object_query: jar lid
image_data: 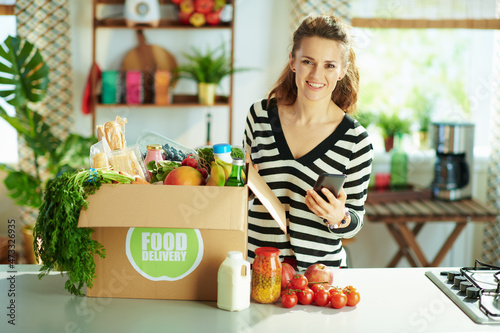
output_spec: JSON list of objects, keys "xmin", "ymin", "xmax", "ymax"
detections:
[
  {"xmin": 147, "ymin": 144, "xmax": 162, "ymax": 150},
  {"xmin": 213, "ymin": 143, "xmax": 231, "ymax": 154},
  {"xmin": 254, "ymin": 247, "xmax": 280, "ymax": 257}
]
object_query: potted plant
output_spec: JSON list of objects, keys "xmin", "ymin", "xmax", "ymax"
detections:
[
  {"xmin": 0, "ymin": 36, "xmax": 95, "ymax": 263},
  {"xmin": 376, "ymin": 111, "xmax": 412, "ymax": 152},
  {"xmin": 408, "ymin": 88, "xmax": 435, "ymax": 149},
  {"xmin": 175, "ymin": 42, "xmax": 249, "ymax": 105}
]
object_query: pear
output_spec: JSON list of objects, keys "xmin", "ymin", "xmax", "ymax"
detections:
[{"xmin": 206, "ymin": 162, "xmax": 226, "ymax": 186}]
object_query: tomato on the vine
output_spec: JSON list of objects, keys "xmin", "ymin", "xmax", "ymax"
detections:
[
  {"xmin": 313, "ymin": 289, "xmax": 330, "ymax": 306},
  {"xmin": 290, "ymin": 274, "xmax": 308, "ymax": 291},
  {"xmin": 343, "ymin": 286, "xmax": 360, "ymax": 306},
  {"xmin": 281, "ymin": 290, "xmax": 298, "ymax": 308},
  {"xmin": 297, "ymin": 288, "xmax": 314, "ymax": 305},
  {"xmin": 310, "ymin": 284, "xmax": 325, "ymax": 294},
  {"xmin": 330, "ymin": 290, "xmax": 348, "ymax": 309},
  {"xmin": 328, "ymin": 287, "xmax": 342, "ymax": 297}
]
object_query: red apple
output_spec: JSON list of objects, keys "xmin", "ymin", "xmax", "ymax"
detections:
[
  {"xmin": 205, "ymin": 10, "xmax": 221, "ymax": 26},
  {"xmin": 281, "ymin": 263, "xmax": 296, "ymax": 290},
  {"xmin": 178, "ymin": 11, "xmax": 192, "ymax": 25},
  {"xmin": 194, "ymin": 0, "xmax": 214, "ymax": 15},
  {"xmin": 172, "ymin": 0, "xmax": 183, "ymax": 4},
  {"xmin": 304, "ymin": 263, "xmax": 334, "ymax": 287}
]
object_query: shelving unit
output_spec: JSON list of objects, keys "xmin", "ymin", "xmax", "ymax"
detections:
[{"xmin": 90, "ymin": 0, "xmax": 235, "ymax": 142}]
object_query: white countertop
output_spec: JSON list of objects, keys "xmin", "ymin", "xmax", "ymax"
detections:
[{"xmin": 1, "ymin": 265, "xmax": 498, "ymax": 333}]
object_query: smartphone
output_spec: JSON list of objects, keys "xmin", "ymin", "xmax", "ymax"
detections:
[{"xmin": 313, "ymin": 174, "xmax": 347, "ymax": 200}]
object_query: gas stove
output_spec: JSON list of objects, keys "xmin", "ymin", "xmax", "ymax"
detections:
[{"xmin": 425, "ymin": 260, "xmax": 500, "ymax": 325}]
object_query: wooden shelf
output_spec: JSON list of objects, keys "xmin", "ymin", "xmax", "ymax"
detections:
[
  {"xmin": 96, "ymin": 94, "xmax": 230, "ymax": 108},
  {"xmin": 91, "ymin": 0, "xmax": 236, "ymax": 143},
  {"xmin": 96, "ymin": 18, "xmax": 233, "ymax": 30}
]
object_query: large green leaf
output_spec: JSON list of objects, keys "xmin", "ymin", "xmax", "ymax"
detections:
[
  {"xmin": 0, "ymin": 35, "xmax": 49, "ymax": 107},
  {"xmin": 0, "ymin": 165, "xmax": 43, "ymax": 208}
]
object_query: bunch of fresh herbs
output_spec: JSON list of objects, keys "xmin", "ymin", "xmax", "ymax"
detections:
[{"xmin": 34, "ymin": 169, "xmax": 133, "ymax": 296}]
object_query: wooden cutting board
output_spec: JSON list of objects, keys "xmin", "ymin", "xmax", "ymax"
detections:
[{"xmin": 121, "ymin": 30, "xmax": 178, "ymax": 102}]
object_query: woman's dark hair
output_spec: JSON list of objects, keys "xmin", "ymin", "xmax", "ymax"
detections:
[{"xmin": 268, "ymin": 14, "xmax": 359, "ymax": 114}]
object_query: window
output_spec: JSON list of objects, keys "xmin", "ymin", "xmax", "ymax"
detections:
[
  {"xmin": 350, "ymin": 0, "xmax": 497, "ymax": 152},
  {"xmin": 353, "ymin": 27, "xmax": 494, "ymax": 151}
]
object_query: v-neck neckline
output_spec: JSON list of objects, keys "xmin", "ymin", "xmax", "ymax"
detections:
[{"xmin": 268, "ymin": 99, "xmax": 353, "ymax": 165}]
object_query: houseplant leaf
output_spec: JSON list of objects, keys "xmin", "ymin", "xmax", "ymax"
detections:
[
  {"xmin": 0, "ymin": 165, "xmax": 42, "ymax": 208},
  {"xmin": 0, "ymin": 35, "xmax": 49, "ymax": 107}
]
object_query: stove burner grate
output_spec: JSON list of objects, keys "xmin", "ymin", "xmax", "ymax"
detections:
[{"xmin": 426, "ymin": 259, "xmax": 500, "ymax": 325}]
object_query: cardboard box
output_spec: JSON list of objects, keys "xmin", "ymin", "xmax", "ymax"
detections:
[{"xmin": 77, "ymin": 166, "xmax": 286, "ymax": 301}]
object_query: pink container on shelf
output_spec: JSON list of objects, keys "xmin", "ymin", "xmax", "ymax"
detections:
[{"xmin": 126, "ymin": 71, "xmax": 143, "ymax": 104}]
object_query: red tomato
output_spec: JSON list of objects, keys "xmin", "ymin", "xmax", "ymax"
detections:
[
  {"xmin": 328, "ymin": 287, "xmax": 342, "ymax": 297},
  {"xmin": 343, "ymin": 286, "xmax": 361, "ymax": 306},
  {"xmin": 281, "ymin": 291, "xmax": 298, "ymax": 308},
  {"xmin": 297, "ymin": 288, "xmax": 314, "ymax": 305},
  {"xmin": 313, "ymin": 289, "xmax": 330, "ymax": 306},
  {"xmin": 330, "ymin": 291, "xmax": 348, "ymax": 309},
  {"xmin": 310, "ymin": 284, "xmax": 325, "ymax": 294},
  {"xmin": 290, "ymin": 274, "xmax": 308, "ymax": 291}
]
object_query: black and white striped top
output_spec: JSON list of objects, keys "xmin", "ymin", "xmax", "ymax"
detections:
[{"xmin": 244, "ymin": 99, "xmax": 373, "ymax": 269}]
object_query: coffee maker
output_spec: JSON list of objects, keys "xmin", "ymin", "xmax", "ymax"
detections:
[{"xmin": 431, "ymin": 122, "xmax": 474, "ymax": 201}]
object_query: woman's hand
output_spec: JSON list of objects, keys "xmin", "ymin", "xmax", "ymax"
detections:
[{"xmin": 305, "ymin": 188, "xmax": 350, "ymax": 229}]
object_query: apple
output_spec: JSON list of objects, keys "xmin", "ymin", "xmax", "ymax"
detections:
[
  {"xmin": 189, "ymin": 12, "xmax": 206, "ymax": 27},
  {"xmin": 179, "ymin": 0, "xmax": 195, "ymax": 15},
  {"xmin": 281, "ymin": 263, "xmax": 296, "ymax": 290},
  {"xmin": 194, "ymin": 0, "xmax": 214, "ymax": 15},
  {"xmin": 304, "ymin": 263, "xmax": 334, "ymax": 287},
  {"xmin": 164, "ymin": 166, "xmax": 204, "ymax": 186},
  {"xmin": 178, "ymin": 11, "xmax": 192, "ymax": 25},
  {"xmin": 205, "ymin": 10, "xmax": 221, "ymax": 26}
]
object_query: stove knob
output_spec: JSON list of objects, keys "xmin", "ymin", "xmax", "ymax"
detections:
[
  {"xmin": 466, "ymin": 287, "xmax": 480, "ymax": 299},
  {"xmin": 459, "ymin": 280, "xmax": 473, "ymax": 293},
  {"xmin": 454, "ymin": 276, "xmax": 467, "ymax": 288},
  {"xmin": 447, "ymin": 271, "xmax": 461, "ymax": 282}
]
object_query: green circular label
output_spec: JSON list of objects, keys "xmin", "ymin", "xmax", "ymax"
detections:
[{"xmin": 126, "ymin": 228, "xmax": 204, "ymax": 281}]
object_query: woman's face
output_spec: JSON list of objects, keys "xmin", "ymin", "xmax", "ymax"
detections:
[{"xmin": 290, "ymin": 36, "xmax": 347, "ymax": 103}]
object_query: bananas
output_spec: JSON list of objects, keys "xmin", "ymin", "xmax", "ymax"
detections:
[
  {"xmin": 206, "ymin": 162, "xmax": 226, "ymax": 186},
  {"xmin": 215, "ymin": 157, "xmax": 232, "ymax": 179},
  {"xmin": 206, "ymin": 157, "xmax": 246, "ymax": 186}
]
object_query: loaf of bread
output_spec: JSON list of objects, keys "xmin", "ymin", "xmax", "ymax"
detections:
[{"xmin": 97, "ymin": 116, "xmax": 127, "ymax": 151}]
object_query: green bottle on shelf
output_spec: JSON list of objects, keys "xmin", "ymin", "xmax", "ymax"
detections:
[
  {"xmin": 225, "ymin": 158, "xmax": 245, "ymax": 187},
  {"xmin": 390, "ymin": 138, "xmax": 408, "ymax": 189}
]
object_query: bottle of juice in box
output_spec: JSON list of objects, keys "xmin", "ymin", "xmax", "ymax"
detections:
[
  {"xmin": 225, "ymin": 158, "xmax": 245, "ymax": 187},
  {"xmin": 144, "ymin": 144, "xmax": 164, "ymax": 177},
  {"xmin": 217, "ymin": 251, "xmax": 251, "ymax": 311}
]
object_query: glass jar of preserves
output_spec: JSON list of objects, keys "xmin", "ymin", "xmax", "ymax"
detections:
[{"xmin": 251, "ymin": 247, "xmax": 281, "ymax": 304}]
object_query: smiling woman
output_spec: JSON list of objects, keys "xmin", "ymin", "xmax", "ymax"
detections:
[{"xmin": 244, "ymin": 14, "xmax": 373, "ymax": 270}]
